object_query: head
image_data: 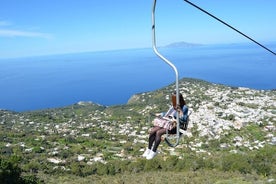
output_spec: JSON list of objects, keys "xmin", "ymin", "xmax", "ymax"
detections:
[{"xmin": 171, "ymin": 91, "xmax": 186, "ymax": 109}]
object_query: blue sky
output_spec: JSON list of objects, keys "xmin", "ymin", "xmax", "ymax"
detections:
[{"xmin": 0, "ymin": 0, "xmax": 275, "ymax": 58}]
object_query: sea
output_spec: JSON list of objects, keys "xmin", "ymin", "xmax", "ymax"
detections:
[{"xmin": 0, "ymin": 42, "xmax": 275, "ymax": 112}]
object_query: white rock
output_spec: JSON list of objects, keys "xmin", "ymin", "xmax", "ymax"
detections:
[
  {"xmin": 271, "ymin": 137, "xmax": 276, "ymax": 145},
  {"xmin": 77, "ymin": 155, "xmax": 85, "ymax": 161}
]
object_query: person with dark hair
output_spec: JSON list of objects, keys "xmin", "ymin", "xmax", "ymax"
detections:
[{"xmin": 142, "ymin": 92, "xmax": 188, "ymax": 160}]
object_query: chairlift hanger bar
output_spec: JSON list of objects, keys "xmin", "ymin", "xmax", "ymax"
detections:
[
  {"xmin": 152, "ymin": 0, "xmax": 180, "ymax": 147},
  {"xmin": 183, "ymin": 0, "xmax": 276, "ymax": 56}
]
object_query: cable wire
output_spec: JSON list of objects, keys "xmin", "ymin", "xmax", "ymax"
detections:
[{"xmin": 183, "ymin": 0, "xmax": 276, "ymax": 55}]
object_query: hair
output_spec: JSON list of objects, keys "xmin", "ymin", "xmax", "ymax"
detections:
[
  {"xmin": 172, "ymin": 92, "xmax": 186, "ymax": 109},
  {"xmin": 179, "ymin": 93, "xmax": 186, "ymax": 109}
]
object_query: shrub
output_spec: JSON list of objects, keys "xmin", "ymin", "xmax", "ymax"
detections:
[
  {"xmin": 128, "ymin": 159, "xmax": 146, "ymax": 173},
  {"xmin": 0, "ymin": 156, "xmax": 23, "ymax": 183},
  {"xmin": 23, "ymin": 160, "xmax": 41, "ymax": 173},
  {"xmin": 144, "ymin": 158, "xmax": 162, "ymax": 172},
  {"xmin": 221, "ymin": 153, "xmax": 252, "ymax": 174},
  {"xmin": 81, "ymin": 164, "xmax": 97, "ymax": 176},
  {"xmin": 161, "ymin": 156, "xmax": 179, "ymax": 171},
  {"xmin": 251, "ymin": 146, "xmax": 276, "ymax": 176},
  {"xmin": 70, "ymin": 162, "xmax": 84, "ymax": 176},
  {"xmin": 111, "ymin": 160, "xmax": 130, "ymax": 174},
  {"xmin": 0, "ymin": 155, "xmax": 40, "ymax": 184},
  {"xmin": 21, "ymin": 174, "xmax": 41, "ymax": 184},
  {"xmin": 95, "ymin": 163, "xmax": 109, "ymax": 176},
  {"xmin": 174, "ymin": 158, "xmax": 186, "ymax": 171}
]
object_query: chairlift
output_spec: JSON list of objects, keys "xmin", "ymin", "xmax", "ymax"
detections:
[
  {"xmin": 164, "ymin": 110, "xmax": 192, "ymax": 147},
  {"xmin": 151, "ymin": 0, "xmax": 275, "ymax": 147}
]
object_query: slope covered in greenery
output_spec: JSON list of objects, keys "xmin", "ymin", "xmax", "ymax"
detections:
[{"xmin": 1, "ymin": 78, "xmax": 275, "ymax": 183}]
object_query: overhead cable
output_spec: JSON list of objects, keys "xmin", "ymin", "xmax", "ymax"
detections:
[{"xmin": 183, "ymin": 0, "xmax": 276, "ymax": 55}]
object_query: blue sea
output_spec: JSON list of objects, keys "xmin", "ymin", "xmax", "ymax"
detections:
[{"xmin": 0, "ymin": 43, "xmax": 275, "ymax": 112}]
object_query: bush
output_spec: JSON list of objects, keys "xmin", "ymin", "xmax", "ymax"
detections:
[
  {"xmin": 111, "ymin": 160, "xmax": 130, "ymax": 174},
  {"xmin": 128, "ymin": 159, "xmax": 146, "ymax": 173},
  {"xmin": 221, "ymin": 153, "xmax": 252, "ymax": 174},
  {"xmin": 161, "ymin": 156, "xmax": 179, "ymax": 171},
  {"xmin": 0, "ymin": 156, "xmax": 23, "ymax": 183},
  {"xmin": 95, "ymin": 163, "xmax": 109, "ymax": 176},
  {"xmin": 23, "ymin": 160, "xmax": 41, "ymax": 173},
  {"xmin": 21, "ymin": 174, "xmax": 41, "ymax": 184},
  {"xmin": 251, "ymin": 146, "xmax": 276, "ymax": 176},
  {"xmin": 70, "ymin": 162, "xmax": 86, "ymax": 176},
  {"xmin": 144, "ymin": 158, "xmax": 162, "ymax": 172},
  {"xmin": 0, "ymin": 155, "xmax": 40, "ymax": 184}
]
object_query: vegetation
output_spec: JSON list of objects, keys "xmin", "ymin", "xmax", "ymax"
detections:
[
  {"xmin": 1, "ymin": 146, "xmax": 276, "ymax": 183},
  {"xmin": 0, "ymin": 78, "xmax": 275, "ymax": 183}
]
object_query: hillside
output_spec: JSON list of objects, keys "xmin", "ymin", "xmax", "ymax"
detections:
[{"xmin": 0, "ymin": 78, "xmax": 275, "ymax": 183}]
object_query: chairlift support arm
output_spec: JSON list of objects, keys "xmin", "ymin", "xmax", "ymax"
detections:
[{"xmin": 152, "ymin": 0, "xmax": 181, "ymax": 147}]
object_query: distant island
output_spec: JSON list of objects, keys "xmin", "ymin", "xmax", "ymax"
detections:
[{"xmin": 164, "ymin": 41, "xmax": 204, "ymax": 48}]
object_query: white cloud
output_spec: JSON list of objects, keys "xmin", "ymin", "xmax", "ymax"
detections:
[
  {"xmin": 0, "ymin": 29, "xmax": 53, "ymax": 39},
  {"xmin": 0, "ymin": 20, "xmax": 12, "ymax": 26},
  {"xmin": 0, "ymin": 19, "xmax": 53, "ymax": 39}
]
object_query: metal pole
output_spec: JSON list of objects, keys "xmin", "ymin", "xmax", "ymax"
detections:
[{"xmin": 152, "ymin": 0, "xmax": 180, "ymax": 147}]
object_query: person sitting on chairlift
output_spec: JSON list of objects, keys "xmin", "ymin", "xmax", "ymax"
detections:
[{"xmin": 142, "ymin": 92, "xmax": 188, "ymax": 160}]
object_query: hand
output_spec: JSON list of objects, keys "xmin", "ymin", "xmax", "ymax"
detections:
[
  {"xmin": 172, "ymin": 121, "xmax": 177, "ymax": 128},
  {"xmin": 176, "ymin": 105, "xmax": 181, "ymax": 111},
  {"xmin": 155, "ymin": 113, "xmax": 161, "ymax": 117}
]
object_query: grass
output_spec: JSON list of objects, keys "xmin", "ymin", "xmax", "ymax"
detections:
[{"xmin": 41, "ymin": 170, "xmax": 271, "ymax": 184}]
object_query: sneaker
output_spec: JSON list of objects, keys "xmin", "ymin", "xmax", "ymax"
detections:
[
  {"xmin": 146, "ymin": 150, "xmax": 157, "ymax": 160},
  {"xmin": 142, "ymin": 148, "xmax": 151, "ymax": 158}
]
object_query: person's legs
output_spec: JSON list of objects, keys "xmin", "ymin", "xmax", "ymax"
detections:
[
  {"xmin": 143, "ymin": 126, "xmax": 162, "ymax": 158},
  {"xmin": 152, "ymin": 128, "xmax": 166, "ymax": 152},
  {"xmin": 146, "ymin": 128, "xmax": 166, "ymax": 160},
  {"xmin": 148, "ymin": 126, "xmax": 161, "ymax": 149}
]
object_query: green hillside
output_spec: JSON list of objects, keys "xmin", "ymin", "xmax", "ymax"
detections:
[{"xmin": 1, "ymin": 78, "xmax": 275, "ymax": 183}]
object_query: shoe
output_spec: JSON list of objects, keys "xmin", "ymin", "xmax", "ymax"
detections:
[
  {"xmin": 146, "ymin": 150, "xmax": 157, "ymax": 160},
  {"xmin": 142, "ymin": 148, "xmax": 151, "ymax": 158}
]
